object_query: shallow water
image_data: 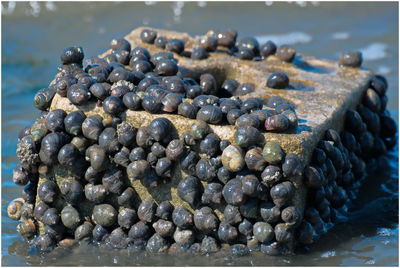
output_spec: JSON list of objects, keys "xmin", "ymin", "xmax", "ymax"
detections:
[{"xmin": 1, "ymin": 2, "xmax": 398, "ymax": 266}]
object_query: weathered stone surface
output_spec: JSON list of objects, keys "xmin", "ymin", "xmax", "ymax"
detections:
[{"xmin": 39, "ymin": 27, "xmax": 372, "ymax": 231}]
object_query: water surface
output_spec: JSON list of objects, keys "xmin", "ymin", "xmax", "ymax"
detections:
[{"xmin": 2, "ymin": 2, "xmax": 398, "ymax": 266}]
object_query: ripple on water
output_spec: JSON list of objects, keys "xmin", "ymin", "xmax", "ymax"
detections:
[
  {"xmin": 255, "ymin": 32, "xmax": 312, "ymax": 46},
  {"xmin": 359, "ymin": 43, "xmax": 388, "ymax": 61}
]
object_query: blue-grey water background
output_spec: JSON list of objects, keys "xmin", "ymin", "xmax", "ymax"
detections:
[{"xmin": 1, "ymin": 1, "xmax": 398, "ymax": 266}]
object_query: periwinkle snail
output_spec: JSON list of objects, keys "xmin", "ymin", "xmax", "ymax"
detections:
[{"xmin": 8, "ymin": 27, "xmax": 396, "ymax": 256}]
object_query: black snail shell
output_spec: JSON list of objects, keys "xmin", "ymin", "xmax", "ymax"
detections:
[
  {"xmin": 67, "ymin": 84, "xmax": 91, "ymax": 106},
  {"xmin": 281, "ymin": 206, "xmax": 302, "ymax": 226},
  {"xmin": 88, "ymin": 145, "xmax": 109, "ymax": 172},
  {"xmin": 61, "ymin": 46, "xmax": 84, "ymax": 65},
  {"xmin": 240, "ymin": 97, "xmax": 262, "ymax": 113},
  {"xmin": 193, "ymin": 207, "xmax": 219, "ymax": 234},
  {"xmin": 99, "ymin": 127, "xmax": 121, "ymax": 154},
  {"xmin": 172, "ymin": 206, "xmax": 193, "ymax": 229},
  {"xmin": 153, "ymin": 219, "xmax": 175, "ymax": 238},
  {"xmin": 56, "ymin": 76, "xmax": 77, "ymax": 97},
  {"xmin": 196, "ymin": 105, "xmax": 223, "ymax": 124},
  {"xmin": 108, "ymin": 227, "xmax": 129, "ymax": 249},
  {"xmin": 180, "ymin": 151, "xmax": 200, "ymax": 175},
  {"xmin": 127, "ymin": 160, "xmax": 150, "ymax": 180},
  {"xmin": 118, "ymin": 208, "xmax": 138, "ymax": 229},
  {"xmin": 61, "ymin": 205, "xmax": 81, "ymax": 229},
  {"xmin": 191, "ymin": 45, "xmax": 208, "ymax": 60},
  {"xmin": 156, "ymin": 201, "xmax": 174, "ymax": 221},
  {"xmin": 38, "ymin": 180, "xmax": 58, "ymax": 204},
  {"xmin": 177, "ymin": 176, "xmax": 203, "ymax": 207},
  {"xmin": 42, "ymin": 208, "xmax": 60, "ymax": 226},
  {"xmin": 45, "ymin": 109, "xmax": 67, "ymax": 132},
  {"xmin": 128, "ymin": 221, "xmax": 152, "ymax": 241},
  {"xmin": 92, "ymin": 204, "xmax": 117, "ymax": 227},
  {"xmin": 155, "ymin": 157, "xmax": 172, "ymax": 177},
  {"xmin": 103, "ymin": 96, "xmax": 124, "ymax": 116},
  {"xmin": 161, "ymin": 76, "xmax": 186, "ymax": 94},
  {"xmin": 148, "ymin": 117, "xmax": 173, "ymax": 142},
  {"xmin": 253, "ymin": 222, "xmax": 274, "ymax": 243},
  {"xmin": 261, "ymin": 165, "xmax": 282, "ymax": 186},
  {"xmin": 12, "ymin": 164, "xmax": 33, "ymax": 186},
  {"xmin": 84, "ymin": 184, "xmax": 107, "ymax": 203},
  {"xmin": 136, "ymin": 126, "xmax": 154, "ymax": 148},
  {"xmin": 35, "ymin": 234, "xmax": 56, "ymax": 251},
  {"xmin": 186, "ymin": 85, "xmax": 202, "ymax": 99},
  {"xmin": 282, "ymin": 154, "xmax": 303, "ymax": 178},
  {"xmin": 102, "ymin": 167, "xmax": 125, "ymax": 195},
  {"xmin": 57, "ymin": 143, "xmax": 81, "ymax": 166},
  {"xmin": 131, "ymin": 46, "xmax": 151, "ymax": 60},
  {"xmin": 265, "ymin": 114, "xmax": 290, "ymax": 132},
  {"xmin": 64, "ymin": 110, "xmax": 86, "ymax": 136},
  {"xmin": 218, "ymin": 221, "xmax": 238, "ymax": 244},
  {"xmin": 129, "ymin": 147, "xmax": 146, "ymax": 161},
  {"xmin": 92, "ymin": 224, "xmax": 109, "ymax": 242},
  {"xmin": 166, "ymin": 139, "xmax": 185, "ymax": 160},
  {"xmin": 275, "ymin": 223, "xmax": 293, "ymax": 243},
  {"xmin": 137, "ymin": 200, "xmax": 157, "ymax": 223},
  {"xmin": 33, "ymin": 201, "xmax": 49, "ymax": 221},
  {"xmin": 276, "ymin": 45, "xmax": 296, "ymax": 63},
  {"xmin": 34, "ymin": 87, "xmax": 56, "ymax": 111},
  {"xmin": 82, "ymin": 115, "xmax": 104, "ymax": 141},
  {"xmin": 219, "ymin": 98, "xmax": 240, "ymax": 114},
  {"xmin": 154, "ymin": 36, "xmax": 167, "ymax": 48},
  {"xmin": 155, "ymin": 59, "xmax": 178, "ymax": 76},
  {"xmin": 221, "ymin": 79, "xmax": 239, "ymax": 97},
  {"xmin": 200, "ymin": 236, "xmax": 220, "ymax": 254},
  {"xmin": 200, "ymin": 133, "xmax": 221, "ymax": 157},
  {"xmin": 241, "ymin": 175, "xmax": 261, "ymax": 197},
  {"xmin": 222, "ymin": 178, "xmax": 246, "ymax": 206},
  {"xmin": 114, "ymin": 147, "xmax": 130, "ymax": 167},
  {"xmin": 227, "ymin": 109, "xmax": 244, "ymax": 125},
  {"xmin": 123, "ymin": 92, "xmax": 142, "ymax": 110},
  {"xmin": 270, "ymin": 181, "xmax": 294, "ymax": 208},
  {"xmin": 202, "ymin": 183, "xmax": 223, "ymax": 205},
  {"xmin": 196, "ymin": 158, "xmax": 218, "ymax": 182},
  {"xmin": 75, "ymin": 221, "xmax": 94, "ymax": 241},
  {"xmin": 59, "ymin": 179, "xmax": 83, "ymax": 205},
  {"xmin": 193, "ymin": 94, "xmax": 219, "ymax": 109},
  {"xmin": 190, "ymin": 120, "xmax": 211, "ymax": 140},
  {"xmin": 235, "ymin": 126, "xmax": 265, "ymax": 148},
  {"xmin": 147, "ymin": 233, "xmax": 169, "ymax": 253},
  {"xmin": 339, "ymin": 51, "xmax": 363, "ymax": 68},
  {"xmin": 216, "ymin": 29, "xmax": 237, "ymax": 47},
  {"xmin": 111, "ymin": 37, "xmax": 131, "ymax": 52},
  {"xmin": 239, "ymin": 198, "xmax": 259, "ymax": 219},
  {"xmin": 161, "ymin": 93, "xmax": 183, "ymax": 113},
  {"xmin": 260, "ymin": 40, "xmax": 277, "ymax": 58},
  {"xmin": 260, "ymin": 202, "xmax": 281, "ymax": 224},
  {"xmin": 224, "ymin": 204, "xmax": 242, "ymax": 225},
  {"xmin": 238, "ymin": 219, "xmax": 253, "ymax": 238},
  {"xmin": 117, "ymin": 187, "xmax": 138, "ymax": 208},
  {"xmin": 178, "ymin": 102, "xmax": 198, "ymax": 119},
  {"xmin": 165, "ymin": 38, "xmax": 185, "ymax": 54}
]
